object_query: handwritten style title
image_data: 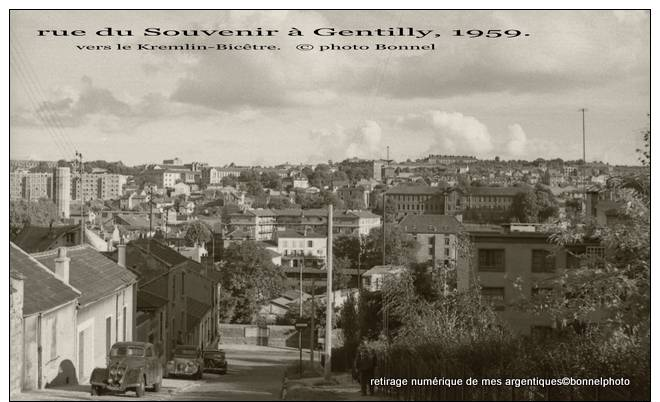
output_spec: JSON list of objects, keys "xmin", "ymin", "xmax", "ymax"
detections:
[{"xmin": 37, "ymin": 27, "xmax": 440, "ymax": 39}]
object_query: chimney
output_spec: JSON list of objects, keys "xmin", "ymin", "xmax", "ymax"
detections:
[
  {"xmin": 54, "ymin": 247, "xmax": 70, "ymax": 284},
  {"xmin": 117, "ymin": 242, "xmax": 126, "ymax": 268}
]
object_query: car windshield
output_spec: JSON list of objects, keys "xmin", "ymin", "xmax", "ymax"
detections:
[
  {"xmin": 175, "ymin": 348, "xmax": 198, "ymax": 357},
  {"xmin": 110, "ymin": 346, "xmax": 145, "ymax": 357}
]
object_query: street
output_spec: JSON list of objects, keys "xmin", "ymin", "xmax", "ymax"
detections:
[{"xmin": 14, "ymin": 345, "xmax": 304, "ymax": 401}]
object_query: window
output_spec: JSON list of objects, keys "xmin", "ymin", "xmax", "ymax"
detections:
[
  {"xmin": 586, "ymin": 246, "xmax": 605, "ymax": 269},
  {"xmin": 122, "ymin": 306, "xmax": 127, "ymax": 341},
  {"xmin": 181, "ymin": 272, "xmax": 185, "ymax": 297},
  {"xmin": 478, "ymin": 249, "xmax": 505, "ymax": 272},
  {"xmin": 444, "ymin": 238, "xmax": 450, "ymax": 246},
  {"xmin": 50, "ymin": 317, "xmax": 58, "ymax": 360},
  {"xmin": 106, "ymin": 316, "xmax": 112, "ymax": 353},
  {"xmin": 531, "ymin": 250, "xmax": 556, "ymax": 273},
  {"xmin": 445, "ymin": 248, "xmax": 450, "ymax": 257},
  {"xmin": 481, "ymin": 287, "xmax": 505, "ymax": 310},
  {"xmin": 307, "ymin": 240, "xmax": 313, "ymax": 248},
  {"xmin": 172, "ymin": 276, "xmax": 176, "ymax": 297},
  {"xmin": 427, "ymin": 236, "xmax": 435, "ymax": 246}
]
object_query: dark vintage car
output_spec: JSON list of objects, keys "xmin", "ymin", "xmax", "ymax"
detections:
[
  {"xmin": 90, "ymin": 341, "xmax": 163, "ymax": 397},
  {"xmin": 166, "ymin": 345, "xmax": 204, "ymax": 379},
  {"xmin": 202, "ymin": 349, "xmax": 228, "ymax": 374}
]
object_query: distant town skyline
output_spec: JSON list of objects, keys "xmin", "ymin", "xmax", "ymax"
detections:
[{"xmin": 10, "ymin": 10, "xmax": 649, "ymax": 166}]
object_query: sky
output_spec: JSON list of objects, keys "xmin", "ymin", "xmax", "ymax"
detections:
[{"xmin": 9, "ymin": 10, "xmax": 650, "ymax": 166}]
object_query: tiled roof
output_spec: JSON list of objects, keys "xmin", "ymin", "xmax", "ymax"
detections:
[
  {"xmin": 33, "ymin": 245, "xmax": 136, "ymax": 307},
  {"xmin": 465, "ymin": 185, "xmax": 532, "ymax": 196},
  {"xmin": 362, "ymin": 265, "xmax": 406, "ymax": 276},
  {"xmin": 10, "ymin": 243, "xmax": 80, "ymax": 316},
  {"xmin": 386, "ymin": 185, "xmax": 445, "ymax": 195},
  {"xmin": 275, "ymin": 229, "xmax": 327, "ymax": 239},
  {"xmin": 186, "ymin": 297, "xmax": 212, "ymax": 333},
  {"xmin": 274, "ymin": 209, "xmax": 304, "ymax": 217},
  {"xmin": 12, "ymin": 224, "xmax": 79, "ymax": 253},
  {"xmin": 400, "ymin": 215, "xmax": 462, "ymax": 234},
  {"xmin": 116, "ymin": 214, "xmax": 153, "ymax": 229},
  {"xmin": 137, "ymin": 286, "xmax": 168, "ymax": 310},
  {"xmin": 347, "ymin": 210, "xmax": 380, "ymax": 219},
  {"xmin": 132, "ymin": 239, "xmax": 189, "ymax": 267}
]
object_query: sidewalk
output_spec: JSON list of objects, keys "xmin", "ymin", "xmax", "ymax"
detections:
[
  {"xmin": 12, "ymin": 378, "xmax": 199, "ymax": 401},
  {"xmin": 283, "ymin": 373, "xmax": 384, "ymax": 401}
]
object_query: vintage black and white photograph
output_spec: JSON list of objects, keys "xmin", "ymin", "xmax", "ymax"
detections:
[{"xmin": 8, "ymin": 9, "xmax": 651, "ymax": 401}]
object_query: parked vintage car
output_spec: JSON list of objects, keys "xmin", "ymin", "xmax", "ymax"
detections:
[
  {"xmin": 202, "ymin": 349, "xmax": 228, "ymax": 374},
  {"xmin": 90, "ymin": 341, "xmax": 163, "ymax": 397},
  {"xmin": 166, "ymin": 345, "xmax": 204, "ymax": 379}
]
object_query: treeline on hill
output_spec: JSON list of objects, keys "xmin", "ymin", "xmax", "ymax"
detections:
[{"xmin": 28, "ymin": 159, "xmax": 143, "ymax": 175}]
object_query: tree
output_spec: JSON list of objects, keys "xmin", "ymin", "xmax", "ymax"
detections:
[
  {"xmin": 509, "ymin": 188, "xmax": 558, "ymax": 223},
  {"xmin": 184, "ymin": 220, "xmax": 212, "ymax": 246},
  {"xmin": 10, "ymin": 199, "xmax": 60, "ymax": 239},
  {"xmin": 362, "ymin": 225, "xmax": 418, "ymax": 268},
  {"xmin": 219, "ymin": 241, "xmax": 286, "ymax": 323}
]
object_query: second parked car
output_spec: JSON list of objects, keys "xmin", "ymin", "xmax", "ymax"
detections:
[
  {"xmin": 202, "ymin": 349, "xmax": 228, "ymax": 374},
  {"xmin": 166, "ymin": 345, "xmax": 204, "ymax": 379}
]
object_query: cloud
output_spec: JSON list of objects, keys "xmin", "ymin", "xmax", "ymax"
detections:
[
  {"xmin": 310, "ymin": 120, "xmax": 383, "ymax": 161},
  {"xmin": 397, "ymin": 111, "xmax": 493, "ymax": 156},
  {"xmin": 505, "ymin": 123, "xmax": 527, "ymax": 157},
  {"xmin": 10, "ymin": 76, "xmax": 214, "ymax": 130}
]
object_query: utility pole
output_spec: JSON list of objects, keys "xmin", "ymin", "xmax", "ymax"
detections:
[
  {"xmin": 309, "ymin": 279, "xmax": 315, "ymax": 365},
  {"xmin": 74, "ymin": 151, "xmax": 84, "ymax": 246},
  {"xmin": 579, "ymin": 108, "xmax": 588, "ymax": 211},
  {"xmin": 324, "ymin": 204, "xmax": 333, "ymax": 381},
  {"xmin": 382, "ymin": 192, "xmax": 386, "ymax": 265}
]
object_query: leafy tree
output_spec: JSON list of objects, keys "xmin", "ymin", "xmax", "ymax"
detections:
[
  {"xmin": 184, "ymin": 220, "xmax": 212, "ymax": 246},
  {"xmin": 509, "ymin": 187, "xmax": 558, "ymax": 223},
  {"xmin": 362, "ymin": 224, "xmax": 418, "ymax": 268},
  {"xmin": 10, "ymin": 199, "xmax": 60, "ymax": 239},
  {"xmin": 219, "ymin": 241, "xmax": 286, "ymax": 323}
]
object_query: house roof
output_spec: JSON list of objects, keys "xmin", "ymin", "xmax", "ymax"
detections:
[
  {"xmin": 465, "ymin": 185, "xmax": 533, "ymax": 196},
  {"xmin": 186, "ymin": 297, "xmax": 212, "ymax": 333},
  {"xmin": 137, "ymin": 287, "xmax": 168, "ymax": 310},
  {"xmin": 362, "ymin": 265, "xmax": 406, "ymax": 277},
  {"xmin": 386, "ymin": 184, "xmax": 445, "ymax": 195},
  {"xmin": 12, "ymin": 224, "xmax": 80, "ymax": 253},
  {"xmin": 275, "ymin": 229, "xmax": 327, "ymax": 239},
  {"xmin": 10, "ymin": 243, "xmax": 80, "ymax": 316},
  {"xmin": 347, "ymin": 210, "xmax": 381, "ymax": 219},
  {"xmin": 400, "ymin": 215, "xmax": 462, "ymax": 234},
  {"xmin": 116, "ymin": 214, "xmax": 153, "ymax": 229},
  {"xmin": 33, "ymin": 245, "xmax": 136, "ymax": 307},
  {"xmin": 281, "ymin": 289, "xmax": 312, "ymax": 301},
  {"xmin": 131, "ymin": 239, "xmax": 189, "ymax": 267}
]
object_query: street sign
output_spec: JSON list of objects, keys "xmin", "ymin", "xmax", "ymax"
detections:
[{"xmin": 295, "ymin": 322, "xmax": 308, "ymax": 329}]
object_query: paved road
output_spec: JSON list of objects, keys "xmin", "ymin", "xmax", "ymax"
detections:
[{"xmin": 14, "ymin": 345, "xmax": 304, "ymax": 401}]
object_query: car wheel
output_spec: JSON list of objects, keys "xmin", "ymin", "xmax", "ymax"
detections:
[
  {"xmin": 135, "ymin": 376, "xmax": 146, "ymax": 398},
  {"xmin": 90, "ymin": 385, "xmax": 103, "ymax": 396},
  {"xmin": 152, "ymin": 380, "xmax": 162, "ymax": 392},
  {"xmin": 195, "ymin": 370, "xmax": 203, "ymax": 380}
]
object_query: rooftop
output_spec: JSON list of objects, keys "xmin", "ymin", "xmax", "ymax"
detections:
[
  {"xmin": 386, "ymin": 184, "xmax": 446, "ymax": 195},
  {"xmin": 400, "ymin": 215, "xmax": 463, "ymax": 234},
  {"xmin": 10, "ymin": 243, "xmax": 81, "ymax": 316},
  {"xmin": 33, "ymin": 245, "xmax": 136, "ymax": 307},
  {"xmin": 12, "ymin": 224, "xmax": 80, "ymax": 253}
]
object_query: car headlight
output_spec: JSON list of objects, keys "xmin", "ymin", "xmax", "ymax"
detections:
[
  {"xmin": 118, "ymin": 366, "xmax": 126, "ymax": 375},
  {"xmin": 110, "ymin": 367, "xmax": 117, "ymax": 375}
]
